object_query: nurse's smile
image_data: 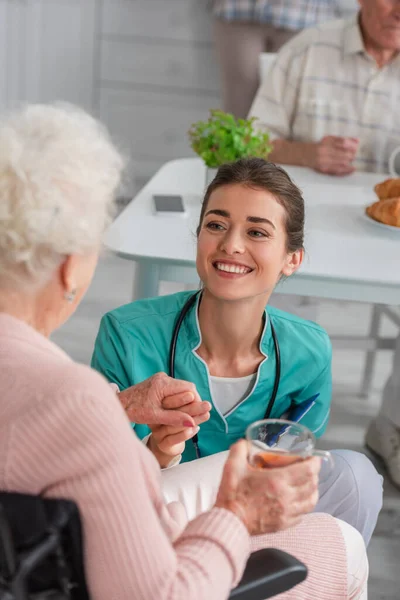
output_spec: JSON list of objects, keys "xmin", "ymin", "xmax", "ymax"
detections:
[{"xmin": 213, "ymin": 260, "xmax": 254, "ymax": 277}]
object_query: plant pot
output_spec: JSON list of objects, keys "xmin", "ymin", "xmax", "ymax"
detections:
[{"xmin": 205, "ymin": 167, "xmax": 218, "ymax": 188}]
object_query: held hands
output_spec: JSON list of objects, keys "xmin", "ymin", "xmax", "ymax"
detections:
[
  {"xmin": 148, "ymin": 395, "xmax": 211, "ymax": 467},
  {"xmin": 118, "ymin": 372, "xmax": 210, "ymax": 428},
  {"xmin": 310, "ymin": 136, "xmax": 359, "ymax": 176},
  {"xmin": 117, "ymin": 372, "xmax": 211, "ymax": 468},
  {"xmin": 215, "ymin": 441, "xmax": 321, "ymax": 536}
]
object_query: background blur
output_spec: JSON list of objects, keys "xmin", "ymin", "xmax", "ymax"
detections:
[
  {"xmin": 0, "ymin": 2, "xmax": 398, "ymax": 598},
  {"xmin": 1, "ymin": 1, "xmax": 221, "ymax": 195}
]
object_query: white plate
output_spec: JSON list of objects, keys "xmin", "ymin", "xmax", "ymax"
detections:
[{"xmin": 362, "ymin": 208, "xmax": 400, "ymax": 234}]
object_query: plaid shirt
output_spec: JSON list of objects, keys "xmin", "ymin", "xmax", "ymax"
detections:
[
  {"xmin": 212, "ymin": 1, "xmax": 350, "ymax": 31},
  {"xmin": 249, "ymin": 16, "xmax": 400, "ymax": 173}
]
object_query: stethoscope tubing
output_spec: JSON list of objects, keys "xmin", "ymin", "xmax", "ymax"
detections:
[{"xmin": 168, "ymin": 291, "xmax": 281, "ymax": 459}]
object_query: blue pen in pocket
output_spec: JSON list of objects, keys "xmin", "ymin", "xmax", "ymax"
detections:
[
  {"xmin": 268, "ymin": 393, "xmax": 320, "ymax": 446},
  {"xmin": 284, "ymin": 393, "xmax": 320, "ymax": 423}
]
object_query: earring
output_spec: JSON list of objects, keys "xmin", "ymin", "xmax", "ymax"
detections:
[{"xmin": 64, "ymin": 289, "xmax": 77, "ymax": 303}]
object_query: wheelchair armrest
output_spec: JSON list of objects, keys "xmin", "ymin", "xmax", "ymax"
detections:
[{"xmin": 229, "ymin": 548, "xmax": 307, "ymax": 600}]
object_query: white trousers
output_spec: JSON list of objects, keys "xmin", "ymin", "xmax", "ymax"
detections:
[{"xmin": 161, "ymin": 452, "xmax": 368, "ymax": 600}]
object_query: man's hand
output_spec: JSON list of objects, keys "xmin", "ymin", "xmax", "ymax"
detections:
[
  {"xmin": 117, "ymin": 372, "xmax": 210, "ymax": 428},
  {"xmin": 269, "ymin": 136, "xmax": 359, "ymax": 176},
  {"xmin": 215, "ymin": 440, "xmax": 320, "ymax": 536},
  {"xmin": 148, "ymin": 400, "xmax": 211, "ymax": 467},
  {"xmin": 310, "ymin": 136, "xmax": 359, "ymax": 176}
]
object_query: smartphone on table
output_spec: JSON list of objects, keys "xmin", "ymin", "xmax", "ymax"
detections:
[{"xmin": 153, "ymin": 194, "xmax": 187, "ymax": 217}]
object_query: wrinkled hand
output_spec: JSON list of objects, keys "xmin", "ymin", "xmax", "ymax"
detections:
[
  {"xmin": 148, "ymin": 399, "xmax": 211, "ymax": 467},
  {"xmin": 118, "ymin": 372, "xmax": 209, "ymax": 428},
  {"xmin": 310, "ymin": 136, "xmax": 359, "ymax": 176},
  {"xmin": 215, "ymin": 441, "xmax": 320, "ymax": 536}
]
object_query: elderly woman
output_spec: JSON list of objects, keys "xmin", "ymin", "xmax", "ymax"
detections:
[{"xmin": 0, "ymin": 104, "xmax": 367, "ymax": 599}]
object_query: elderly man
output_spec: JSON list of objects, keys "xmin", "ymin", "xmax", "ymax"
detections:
[
  {"xmin": 249, "ymin": 0, "xmax": 400, "ymax": 488},
  {"xmin": 213, "ymin": 0, "xmax": 358, "ymax": 118},
  {"xmin": 249, "ymin": 0, "xmax": 400, "ymax": 176}
]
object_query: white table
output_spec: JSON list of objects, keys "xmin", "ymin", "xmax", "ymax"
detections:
[{"xmin": 105, "ymin": 158, "xmax": 399, "ymax": 305}]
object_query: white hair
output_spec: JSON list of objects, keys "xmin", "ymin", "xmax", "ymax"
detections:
[{"xmin": 0, "ymin": 103, "xmax": 125, "ymax": 290}]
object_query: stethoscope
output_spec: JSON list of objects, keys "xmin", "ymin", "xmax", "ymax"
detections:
[{"xmin": 168, "ymin": 291, "xmax": 281, "ymax": 459}]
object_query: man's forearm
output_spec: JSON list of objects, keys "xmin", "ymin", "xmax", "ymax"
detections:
[{"xmin": 268, "ymin": 139, "xmax": 317, "ymax": 168}]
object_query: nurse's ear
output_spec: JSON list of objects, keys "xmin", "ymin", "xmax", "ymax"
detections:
[{"xmin": 281, "ymin": 248, "xmax": 304, "ymax": 277}]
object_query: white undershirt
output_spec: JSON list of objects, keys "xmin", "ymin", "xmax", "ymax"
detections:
[{"xmin": 209, "ymin": 373, "xmax": 257, "ymax": 416}]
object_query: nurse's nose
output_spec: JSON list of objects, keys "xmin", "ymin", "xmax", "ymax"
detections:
[{"xmin": 219, "ymin": 228, "xmax": 245, "ymax": 255}]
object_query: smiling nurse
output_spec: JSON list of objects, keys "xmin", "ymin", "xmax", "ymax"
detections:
[{"xmin": 92, "ymin": 158, "xmax": 382, "ymax": 546}]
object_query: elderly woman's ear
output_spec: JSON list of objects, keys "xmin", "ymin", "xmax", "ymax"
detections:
[{"xmin": 59, "ymin": 253, "xmax": 99, "ymax": 305}]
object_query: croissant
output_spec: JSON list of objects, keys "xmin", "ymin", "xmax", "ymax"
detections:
[
  {"xmin": 374, "ymin": 178, "xmax": 400, "ymax": 200},
  {"xmin": 366, "ymin": 196, "xmax": 400, "ymax": 227}
]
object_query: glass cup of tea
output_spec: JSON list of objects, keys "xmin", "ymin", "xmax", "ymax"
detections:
[{"xmin": 246, "ymin": 419, "xmax": 334, "ymax": 470}]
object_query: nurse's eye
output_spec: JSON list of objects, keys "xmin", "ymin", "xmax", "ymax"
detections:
[
  {"xmin": 248, "ymin": 229, "xmax": 269, "ymax": 238},
  {"xmin": 206, "ymin": 221, "xmax": 226, "ymax": 231}
]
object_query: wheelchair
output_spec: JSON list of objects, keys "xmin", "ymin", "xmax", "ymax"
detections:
[{"xmin": 0, "ymin": 492, "xmax": 307, "ymax": 600}]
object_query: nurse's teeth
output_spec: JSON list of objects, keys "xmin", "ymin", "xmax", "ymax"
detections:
[{"xmin": 215, "ymin": 262, "xmax": 251, "ymax": 274}]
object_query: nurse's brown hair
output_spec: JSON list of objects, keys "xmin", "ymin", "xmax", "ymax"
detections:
[{"xmin": 196, "ymin": 158, "xmax": 304, "ymax": 253}]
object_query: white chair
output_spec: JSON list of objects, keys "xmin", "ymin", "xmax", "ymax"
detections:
[
  {"xmin": 259, "ymin": 52, "xmax": 277, "ymax": 81},
  {"xmin": 258, "ymin": 52, "xmax": 398, "ymax": 397}
]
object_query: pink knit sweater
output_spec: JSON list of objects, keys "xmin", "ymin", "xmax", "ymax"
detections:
[{"xmin": 0, "ymin": 314, "xmax": 347, "ymax": 600}]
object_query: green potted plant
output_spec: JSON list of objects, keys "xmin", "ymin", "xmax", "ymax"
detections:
[{"xmin": 188, "ymin": 109, "xmax": 272, "ymax": 185}]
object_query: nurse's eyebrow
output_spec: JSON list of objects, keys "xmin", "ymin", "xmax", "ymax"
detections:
[
  {"xmin": 205, "ymin": 209, "xmax": 230, "ymax": 218},
  {"xmin": 247, "ymin": 215, "xmax": 276, "ymax": 229},
  {"xmin": 205, "ymin": 209, "xmax": 276, "ymax": 229}
]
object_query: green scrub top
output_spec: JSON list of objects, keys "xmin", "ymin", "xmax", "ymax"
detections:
[{"xmin": 91, "ymin": 291, "xmax": 332, "ymax": 463}]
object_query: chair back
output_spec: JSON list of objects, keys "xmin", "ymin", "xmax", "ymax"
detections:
[
  {"xmin": 259, "ymin": 53, "xmax": 277, "ymax": 82},
  {"xmin": 0, "ymin": 492, "xmax": 89, "ymax": 600}
]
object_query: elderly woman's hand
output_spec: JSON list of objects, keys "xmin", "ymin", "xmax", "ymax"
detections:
[
  {"xmin": 118, "ymin": 372, "xmax": 210, "ymax": 428},
  {"xmin": 215, "ymin": 440, "xmax": 321, "ymax": 536}
]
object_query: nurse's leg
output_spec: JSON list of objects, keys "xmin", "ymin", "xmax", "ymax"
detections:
[
  {"xmin": 314, "ymin": 449, "xmax": 383, "ymax": 546},
  {"xmin": 162, "ymin": 454, "xmax": 366, "ymax": 599},
  {"xmin": 161, "ymin": 451, "xmax": 229, "ymax": 520}
]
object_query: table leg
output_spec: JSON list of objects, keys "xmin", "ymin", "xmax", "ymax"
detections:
[
  {"xmin": 132, "ymin": 262, "xmax": 160, "ymax": 300},
  {"xmin": 359, "ymin": 304, "xmax": 383, "ymax": 398}
]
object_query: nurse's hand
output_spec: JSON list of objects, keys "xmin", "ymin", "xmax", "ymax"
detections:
[
  {"xmin": 148, "ymin": 403, "xmax": 211, "ymax": 468},
  {"xmin": 148, "ymin": 425, "xmax": 200, "ymax": 468},
  {"xmin": 215, "ymin": 440, "xmax": 321, "ymax": 536},
  {"xmin": 118, "ymin": 372, "xmax": 209, "ymax": 428}
]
